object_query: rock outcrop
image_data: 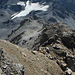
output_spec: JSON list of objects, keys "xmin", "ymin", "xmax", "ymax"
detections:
[
  {"xmin": 64, "ymin": 55, "xmax": 75, "ymax": 72},
  {"xmin": 32, "ymin": 22, "xmax": 75, "ymax": 51}
]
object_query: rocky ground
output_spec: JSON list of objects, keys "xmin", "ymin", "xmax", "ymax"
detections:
[{"xmin": 0, "ymin": 39, "xmax": 63, "ymax": 75}]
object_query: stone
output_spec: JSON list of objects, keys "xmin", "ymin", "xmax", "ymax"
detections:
[
  {"xmin": 39, "ymin": 47, "xmax": 50, "ymax": 54},
  {"xmin": 57, "ymin": 60, "xmax": 67, "ymax": 71},
  {"xmin": 21, "ymin": 52, "xmax": 26, "ymax": 57},
  {"xmin": 66, "ymin": 68, "xmax": 72, "ymax": 75},
  {"xmin": 10, "ymin": 73, "xmax": 14, "ymax": 75},
  {"xmin": 39, "ymin": 47, "xmax": 47, "ymax": 54},
  {"xmin": 45, "ymin": 47, "xmax": 50, "ymax": 53},
  {"xmin": 55, "ymin": 51, "xmax": 66, "ymax": 57},
  {"xmin": 13, "ymin": 63, "xmax": 24, "ymax": 75},
  {"xmin": 2, "ymin": 65, "xmax": 8, "ymax": 69},
  {"xmin": 53, "ymin": 44, "xmax": 62, "ymax": 50},
  {"xmin": 31, "ymin": 50, "xmax": 38, "ymax": 55}
]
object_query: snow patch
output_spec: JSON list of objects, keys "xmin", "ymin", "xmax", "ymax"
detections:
[
  {"xmin": 17, "ymin": 1, "xmax": 25, "ymax": 6},
  {"xmin": 11, "ymin": 1, "xmax": 49, "ymax": 19}
]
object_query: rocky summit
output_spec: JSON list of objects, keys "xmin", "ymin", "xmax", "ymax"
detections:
[{"xmin": 0, "ymin": 0, "xmax": 75, "ymax": 75}]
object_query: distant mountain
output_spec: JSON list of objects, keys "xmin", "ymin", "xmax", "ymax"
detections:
[{"xmin": 0, "ymin": 0, "xmax": 75, "ymax": 39}]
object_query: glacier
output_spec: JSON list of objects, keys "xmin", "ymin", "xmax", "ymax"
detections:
[{"xmin": 11, "ymin": 1, "xmax": 49, "ymax": 19}]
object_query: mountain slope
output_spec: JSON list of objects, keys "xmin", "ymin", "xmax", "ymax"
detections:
[
  {"xmin": 0, "ymin": 39, "xmax": 63, "ymax": 75},
  {"xmin": 7, "ymin": 17, "xmax": 75, "ymax": 51}
]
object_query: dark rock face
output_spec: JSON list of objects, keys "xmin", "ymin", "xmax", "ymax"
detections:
[
  {"xmin": 10, "ymin": 5, "xmax": 22, "ymax": 12},
  {"xmin": 65, "ymin": 55, "xmax": 75, "ymax": 72},
  {"xmin": 61, "ymin": 33, "xmax": 75, "ymax": 50}
]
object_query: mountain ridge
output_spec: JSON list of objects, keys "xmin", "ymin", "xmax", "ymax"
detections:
[{"xmin": 1, "ymin": 0, "xmax": 75, "ymax": 75}]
